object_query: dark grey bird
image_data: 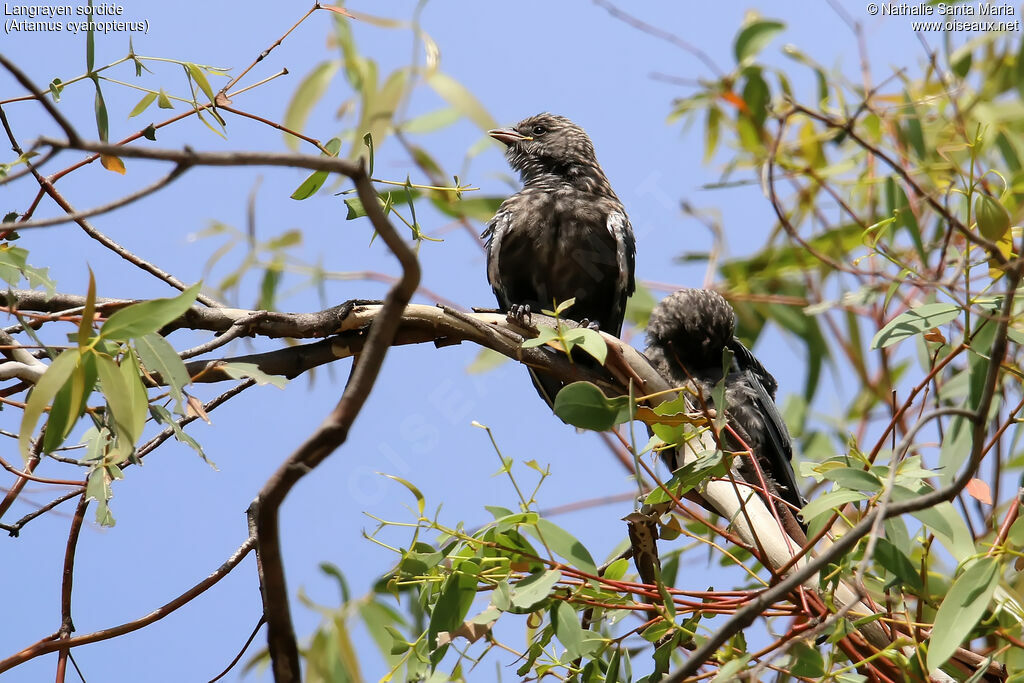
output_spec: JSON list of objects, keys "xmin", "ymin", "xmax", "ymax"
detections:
[
  {"xmin": 483, "ymin": 113, "xmax": 636, "ymax": 405},
  {"xmin": 645, "ymin": 288, "xmax": 805, "ymax": 532}
]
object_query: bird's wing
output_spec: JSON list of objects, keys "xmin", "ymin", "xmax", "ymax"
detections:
[
  {"xmin": 727, "ymin": 337, "xmax": 805, "ymax": 510},
  {"xmin": 731, "ymin": 337, "xmax": 778, "ymax": 397},
  {"xmin": 606, "ymin": 210, "xmax": 637, "ymax": 309},
  {"xmin": 484, "ymin": 210, "xmax": 512, "ymax": 307}
]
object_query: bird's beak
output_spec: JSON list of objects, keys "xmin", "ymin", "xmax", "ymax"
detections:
[{"xmin": 488, "ymin": 128, "xmax": 532, "ymax": 146}]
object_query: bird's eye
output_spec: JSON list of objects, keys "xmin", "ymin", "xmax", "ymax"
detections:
[{"xmin": 531, "ymin": 125, "xmax": 547, "ymax": 136}]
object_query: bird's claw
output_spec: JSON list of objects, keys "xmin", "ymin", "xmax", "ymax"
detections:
[
  {"xmin": 578, "ymin": 318, "xmax": 601, "ymax": 331},
  {"xmin": 506, "ymin": 303, "xmax": 532, "ymax": 327}
]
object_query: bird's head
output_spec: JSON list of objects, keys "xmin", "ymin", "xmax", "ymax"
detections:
[
  {"xmin": 646, "ymin": 289, "xmax": 737, "ymax": 370},
  {"xmin": 489, "ymin": 113, "xmax": 605, "ymax": 187}
]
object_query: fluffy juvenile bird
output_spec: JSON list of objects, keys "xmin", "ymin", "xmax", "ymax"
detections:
[
  {"xmin": 645, "ymin": 289, "xmax": 805, "ymax": 531},
  {"xmin": 483, "ymin": 113, "xmax": 636, "ymax": 404}
]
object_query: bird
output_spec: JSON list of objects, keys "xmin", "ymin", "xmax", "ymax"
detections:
[
  {"xmin": 483, "ymin": 113, "xmax": 636, "ymax": 405},
  {"xmin": 645, "ymin": 288, "xmax": 805, "ymax": 534}
]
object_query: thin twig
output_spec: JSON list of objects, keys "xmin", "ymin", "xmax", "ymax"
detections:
[
  {"xmin": 0, "ymin": 110, "xmax": 222, "ymax": 308},
  {"xmin": 207, "ymin": 615, "xmax": 266, "ymax": 683},
  {"xmin": 11, "ymin": 163, "xmax": 190, "ymax": 229},
  {"xmin": 0, "ymin": 54, "xmax": 80, "ymax": 144},
  {"xmin": 219, "ymin": 4, "xmax": 318, "ymax": 95},
  {"xmin": 5, "ymin": 488, "xmax": 84, "ymax": 537},
  {"xmin": 591, "ymin": 0, "xmax": 723, "ymax": 77}
]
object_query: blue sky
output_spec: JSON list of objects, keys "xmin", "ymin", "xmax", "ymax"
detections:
[{"xmin": 0, "ymin": 2, "xmax": 977, "ymax": 680}]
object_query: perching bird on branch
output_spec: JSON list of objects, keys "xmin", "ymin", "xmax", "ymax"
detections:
[
  {"xmin": 645, "ymin": 288, "xmax": 805, "ymax": 533},
  {"xmin": 483, "ymin": 113, "xmax": 636, "ymax": 405}
]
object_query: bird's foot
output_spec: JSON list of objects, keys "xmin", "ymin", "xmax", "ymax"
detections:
[
  {"xmin": 506, "ymin": 303, "xmax": 532, "ymax": 327},
  {"xmin": 577, "ymin": 318, "xmax": 601, "ymax": 331}
]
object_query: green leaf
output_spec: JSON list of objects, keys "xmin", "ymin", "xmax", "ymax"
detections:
[
  {"xmin": 466, "ymin": 347, "xmax": 507, "ymax": 374},
  {"xmin": 360, "ymin": 67, "xmax": 409, "ymax": 156},
  {"xmin": 552, "ymin": 600, "xmax": 585, "ymax": 658},
  {"xmin": 788, "ymin": 640, "xmax": 826, "ymax": 678},
  {"xmin": 100, "ymin": 283, "xmax": 201, "ymax": 341},
  {"xmin": 531, "ymin": 518, "xmax": 598, "ymax": 576},
  {"xmin": 552, "ymin": 382, "xmax": 632, "ymax": 431},
  {"xmin": 290, "ymin": 138, "xmax": 342, "ymax": 200},
  {"xmin": 644, "ymin": 450, "xmax": 724, "ymax": 506},
  {"xmin": 605, "ymin": 649, "xmax": 622, "ymax": 683},
  {"xmin": 0, "ymin": 246, "xmax": 27, "ymax": 285},
  {"xmin": 118, "ymin": 348, "xmax": 149, "ymax": 447},
  {"xmin": 950, "ymin": 44, "xmax": 972, "ymax": 79},
  {"xmin": 799, "ymin": 489, "xmax": 868, "ymax": 523},
  {"xmin": 891, "ymin": 485, "xmax": 974, "ymax": 561},
  {"xmin": 938, "ymin": 416, "xmax": 972, "ymax": 486},
  {"xmin": 885, "ymin": 177, "xmax": 925, "ymax": 263},
  {"xmin": 20, "ymin": 349, "xmax": 79, "ymax": 460},
  {"xmin": 734, "ymin": 19, "xmax": 784, "ymax": 64},
  {"xmin": 42, "ymin": 383, "xmax": 74, "ymax": 454},
  {"xmin": 381, "ymin": 473, "xmax": 425, "ymax": 517},
  {"xmin": 426, "ymin": 72, "xmax": 497, "ymax": 131},
  {"xmin": 22, "ymin": 262, "xmax": 55, "ymax": 298},
  {"xmin": 219, "ymin": 362, "xmax": 287, "ymax": 388},
  {"xmin": 257, "ymin": 265, "xmax": 281, "ymax": 311},
  {"xmin": 343, "ymin": 189, "xmax": 419, "ymax": 220},
  {"xmin": 156, "ymin": 88, "xmax": 173, "ymax": 109},
  {"xmin": 48, "ymin": 78, "xmax": 63, "ymax": 102},
  {"xmin": 78, "ymin": 267, "xmax": 97, "ymax": 346},
  {"xmin": 433, "ymin": 195, "xmax": 505, "ymax": 223},
  {"xmin": 821, "ymin": 466, "xmax": 883, "ymax": 492},
  {"xmin": 553, "ymin": 297, "xmax": 576, "ymax": 316},
  {"xmin": 562, "ymin": 327, "xmax": 607, "ymax": 365},
  {"xmin": 149, "ymin": 404, "xmax": 214, "ymax": 466},
  {"xmin": 901, "ymin": 92, "xmax": 926, "ymax": 160},
  {"xmin": 975, "ymin": 193, "xmax": 1011, "ymax": 241},
  {"xmin": 92, "ymin": 76, "xmax": 108, "ymax": 142},
  {"xmin": 86, "ymin": 465, "xmax": 116, "ymax": 527},
  {"xmin": 401, "ymin": 107, "xmax": 460, "ymax": 134},
  {"xmin": 927, "ymin": 557, "xmax": 1001, "ymax": 671},
  {"xmin": 874, "ymin": 538, "xmax": 923, "ymax": 592},
  {"xmin": 508, "ymin": 569, "xmax": 561, "ymax": 611},
  {"xmin": 704, "ymin": 105, "xmax": 721, "ymax": 163},
  {"xmin": 86, "ymin": 0, "xmax": 95, "ymax": 72},
  {"xmin": 42, "ymin": 355, "xmax": 96, "ymax": 454},
  {"xmin": 95, "ymin": 352, "xmax": 141, "ymax": 447},
  {"xmin": 520, "ymin": 326, "xmax": 558, "ymax": 349},
  {"xmin": 493, "ymin": 511, "xmax": 539, "ymax": 531},
  {"xmin": 185, "ymin": 63, "xmax": 215, "ymax": 104},
  {"xmin": 871, "ymin": 303, "xmax": 961, "ymax": 349},
  {"xmin": 741, "ymin": 66, "xmax": 769, "ymax": 130},
  {"xmin": 135, "ymin": 333, "xmax": 189, "ymax": 413},
  {"xmin": 995, "ymin": 131, "xmax": 1021, "ymax": 173},
  {"xmin": 603, "ymin": 558, "xmax": 629, "ymax": 581},
  {"xmin": 282, "ymin": 60, "xmax": 341, "ymax": 151},
  {"xmin": 128, "ymin": 92, "xmax": 157, "ymax": 118},
  {"xmin": 427, "ymin": 563, "xmax": 478, "ymax": 663},
  {"xmin": 362, "ymin": 132, "xmax": 374, "ymax": 176}
]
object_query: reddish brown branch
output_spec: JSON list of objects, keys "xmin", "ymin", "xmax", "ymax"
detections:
[{"xmin": 55, "ymin": 494, "xmax": 88, "ymax": 683}]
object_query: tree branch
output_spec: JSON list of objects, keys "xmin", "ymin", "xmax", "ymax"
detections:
[{"xmin": 248, "ymin": 159, "xmax": 420, "ymax": 682}]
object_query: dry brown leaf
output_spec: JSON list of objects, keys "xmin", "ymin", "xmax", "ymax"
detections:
[
  {"xmin": 966, "ymin": 478, "xmax": 992, "ymax": 506},
  {"xmin": 186, "ymin": 393, "xmax": 211, "ymax": 423}
]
